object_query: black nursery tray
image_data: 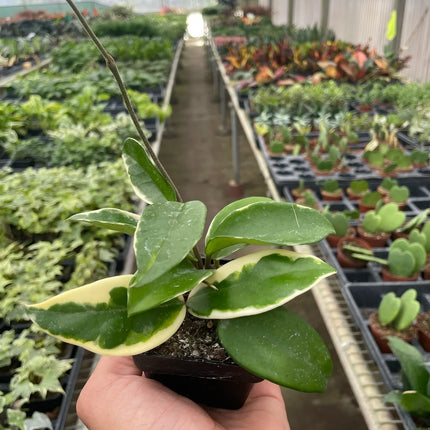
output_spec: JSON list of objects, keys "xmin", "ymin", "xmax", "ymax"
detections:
[
  {"xmin": 397, "ymin": 131, "xmax": 430, "ymax": 150},
  {"xmin": 258, "ymin": 133, "xmax": 430, "ymax": 189},
  {"xmin": 343, "ymin": 283, "xmax": 430, "ymax": 430},
  {"xmin": 343, "ymin": 283, "xmax": 430, "ymax": 389}
]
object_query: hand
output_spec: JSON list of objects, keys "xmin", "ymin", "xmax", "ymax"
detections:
[{"xmin": 77, "ymin": 355, "xmax": 290, "ymax": 430}]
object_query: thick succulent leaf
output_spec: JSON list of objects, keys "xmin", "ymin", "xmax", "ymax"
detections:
[
  {"xmin": 68, "ymin": 208, "xmax": 139, "ymax": 236},
  {"xmin": 131, "ymin": 201, "xmax": 206, "ymax": 287},
  {"xmin": 205, "ymin": 201, "xmax": 334, "ymax": 257},
  {"xmin": 388, "ymin": 336, "xmax": 429, "ymax": 394},
  {"xmin": 401, "ymin": 391, "xmax": 430, "ymax": 413},
  {"xmin": 217, "ymin": 307, "xmax": 333, "ymax": 392},
  {"xmin": 27, "ymin": 275, "xmax": 185, "ymax": 356},
  {"xmin": 122, "ymin": 137, "xmax": 176, "ymax": 204},
  {"xmin": 128, "ymin": 260, "xmax": 214, "ymax": 316},
  {"xmin": 187, "ymin": 249, "xmax": 335, "ymax": 318}
]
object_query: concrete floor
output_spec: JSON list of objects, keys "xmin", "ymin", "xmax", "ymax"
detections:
[{"xmin": 158, "ymin": 38, "xmax": 368, "ymax": 430}]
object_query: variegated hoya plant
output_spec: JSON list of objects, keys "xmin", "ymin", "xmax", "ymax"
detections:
[
  {"xmin": 28, "ymin": 136, "xmax": 336, "ymax": 392},
  {"xmin": 27, "ymin": 2, "xmax": 336, "ymax": 394}
]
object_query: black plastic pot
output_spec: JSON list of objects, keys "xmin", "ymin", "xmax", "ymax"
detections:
[{"xmin": 133, "ymin": 353, "xmax": 262, "ymax": 409}]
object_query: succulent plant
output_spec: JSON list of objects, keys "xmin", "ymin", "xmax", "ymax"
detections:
[
  {"xmin": 379, "ymin": 177, "xmax": 398, "ymax": 192},
  {"xmin": 388, "ymin": 185, "xmax": 410, "ymax": 204},
  {"xmin": 321, "ymin": 208, "xmax": 349, "ymax": 237},
  {"xmin": 322, "ymin": 179, "xmax": 342, "ymax": 194},
  {"xmin": 378, "ymin": 289, "xmax": 420, "ymax": 331},
  {"xmin": 398, "ymin": 209, "xmax": 429, "ymax": 234},
  {"xmin": 362, "ymin": 202, "xmax": 406, "ymax": 234},
  {"xmin": 269, "ymin": 139, "xmax": 285, "ymax": 154},
  {"xmin": 388, "ymin": 238, "xmax": 427, "ymax": 277},
  {"xmin": 360, "ymin": 191, "xmax": 382, "ymax": 206},
  {"xmin": 410, "ymin": 220, "xmax": 430, "ymax": 253},
  {"xmin": 349, "ymin": 179, "xmax": 369, "ymax": 195}
]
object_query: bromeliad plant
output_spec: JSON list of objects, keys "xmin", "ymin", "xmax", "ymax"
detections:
[{"xmin": 26, "ymin": 2, "xmax": 336, "ymax": 394}]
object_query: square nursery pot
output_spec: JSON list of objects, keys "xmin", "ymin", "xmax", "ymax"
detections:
[{"xmin": 133, "ymin": 353, "xmax": 262, "ymax": 409}]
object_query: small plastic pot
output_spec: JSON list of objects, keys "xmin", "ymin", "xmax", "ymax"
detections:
[
  {"xmin": 356, "ymin": 225, "xmax": 390, "ymax": 248},
  {"xmin": 381, "ymin": 267, "xmax": 419, "ymax": 282},
  {"xmin": 326, "ymin": 226, "xmax": 356, "ymax": 248},
  {"xmin": 336, "ymin": 236, "xmax": 373, "ymax": 268},
  {"xmin": 133, "ymin": 354, "xmax": 262, "ymax": 410},
  {"xmin": 416, "ymin": 312, "xmax": 430, "ymax": 352},
  {"xmin": 321, "ymin": 189, "xmax": 343, "ymax": 201}
]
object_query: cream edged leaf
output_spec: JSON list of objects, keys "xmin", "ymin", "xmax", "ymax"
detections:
[
  {"xmin": 68, "ymin": 208, "xmax": 139, "ymax": 236},
  {"xmin": 187, "ymin": 249, "xmax": 336, "ymax": 319},
  {"xmin": 27, "ymin": 275, "xmax": 185, "ymax": 356}
]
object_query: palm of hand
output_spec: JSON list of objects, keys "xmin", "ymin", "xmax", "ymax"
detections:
[{"xmin": 77, "ymin": 356, "xmax": 290, "ymax": 430}]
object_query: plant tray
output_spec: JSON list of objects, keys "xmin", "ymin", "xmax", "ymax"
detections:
[
  {"xmin": 342, "ymin": 283, "xmax": 430, "ymax": 430},
  {"xmin": 258, "ymin": 134, "xmax": 430, "ymax": 189},
  {"xmin": 397, "ymin": 130, "xmax": 430, "ymax": 150}
]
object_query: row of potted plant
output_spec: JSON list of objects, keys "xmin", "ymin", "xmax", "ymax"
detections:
[
  {"xmin": 0, "ymin": 159, "xmax": 136, "ymax": 427},
  {"xmin": 0, "ymin": 36, "xmax": 54, "ymax": 77},
  {"xmin": 0, "ymin": 10, "xmax": 185, "ymax": 426}
]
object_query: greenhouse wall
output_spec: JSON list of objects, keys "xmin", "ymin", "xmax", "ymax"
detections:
[
  {"xmin": 0, "ymin": 0, "xmax": 216, "ymax": 17},
  {"xmin": 0, "ymin": 1, "xmax": 109, "ymax": 17},
  {"xmin": 267, "ymin": 0, "xmax": 430, "ymax": 83}
]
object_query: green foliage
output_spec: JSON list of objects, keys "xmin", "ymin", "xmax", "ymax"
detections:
[
  {"xmin": 362, "ymin": 203, "xmax": 406, "ymax": 234},
  {"xmin": 322, "ymin": 179, "xmax": 341, "ymax": 194},
  {"xmin": 349, "ymin": 179, "xmax": 369, "ymax": 194},
  {"xmin": 28, "ymin": 138, "xmax": 336, "ymax": 393},
  {"xmin": 378, "ymin": 289, "xmax": 420, "ymax": 330},
  {"xmin": 410, "ymin": 220, "xmax": 430, "ymax": 253},
  {"xmin": 388, "ymin": 238, "xmax": 427, "ymax": 277},
  {"xmin": 321, "ymin": 207, "xmax": 354, "ymax": 237},
  {"xmin": 385, "ymin": 337, "xmax": 430, "ymax": 421},
  {"xmin": 269, "ymin": 139, "xmax": 285, "ymax": 154},
  {"xmin": 361, "ymin": 191, "xmax": 382, "ymax": 206},
  {"xmin": 380, "ymin": 177, "xmax": 398, "ymax": 191}
]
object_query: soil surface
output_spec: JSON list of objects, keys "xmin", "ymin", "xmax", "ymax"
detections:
[
  {"xmin": 150, "ymin": 314, "xmax": 230, "ymax": 362},
  {"xmin": 158, "ymin": 37, "xmax": 368, "ymax": 430}
]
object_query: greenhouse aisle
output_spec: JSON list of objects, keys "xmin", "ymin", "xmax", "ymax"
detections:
[{"xmin": 158, "ymin": 37, "xmax": 368, "ymax": 430}]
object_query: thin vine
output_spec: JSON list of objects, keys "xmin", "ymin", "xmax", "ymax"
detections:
[{"xmin": 65, "ymin": 0, "xmax": 204, "ymax": 269}]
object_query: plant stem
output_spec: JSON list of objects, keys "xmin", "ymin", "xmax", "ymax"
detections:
[
  {"xmin": 66, "ymin": 0, "xmax": 204, "ymax": 270},
  {"xmin": 65, "ymin": 0, "xmax": 182, "ymax": 203}
]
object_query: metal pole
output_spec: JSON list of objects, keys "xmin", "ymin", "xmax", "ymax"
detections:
[
  {"xmin": 321, "ymin": 0, "xmax": 330, "ymax": 34},
  {"xmin": 392, "ymin": 0, "xmax": 406, "ymax": 54},
  {"xmin": 229, "ymin": 103, "xmax": 240, "ymax": 187},
  {"xmin": 288, "ymin": 0, "xmax": 294, "ymax": 26},
  {"xmin": 218, "ymin": 78, "xmax": 228, "ymax": 134},
  {"xmin": 212, "ymin": 59, "xmax": 219, "ymax": 101}
]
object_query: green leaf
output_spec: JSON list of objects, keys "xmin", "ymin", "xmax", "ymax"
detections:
[
  {"xmin": 386, "ymin": 10, "xmax": 397, "ymax": 41},
  {"xmin": 68, "ymin": 208, "xmax": 139, "ymax": 236},
  {"xmin": 187, "ymin": 249, "xmax": 336, "ymax": 318},
  {"xmin": 206, "ymin": 197, "xmax": 273, "ymax": 259},
  {"xmin": 217, "ymin": 307, "xmax": 333, "ymax": 392},
  {"xmin": 27, "ymin": 275, "xmax": 186, "ymax": 355},
  {"xmin": 387, "ymin": 336, "xmax": 429, "ymax": 395},
  {"xmin": 128, "ymin": 260, "xmax": 214, "ymax": 316},
  {"xmin": 205, "ymin": 200, "xmax": 334, "ymax": 257},
  {"xmin": 378, "ymin": 292, "xmax": 401, "ymax": 325},
  {"xmin": 131, "ymin": 201, "xmax": 206, "ymax": 286},
  {"xmin": 122, "ymin": 137, "xmax": 176, "ymax": 204},
  {"xmin": 401, "ymin": 391, "xmax": 430, "ymax": 413}
]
